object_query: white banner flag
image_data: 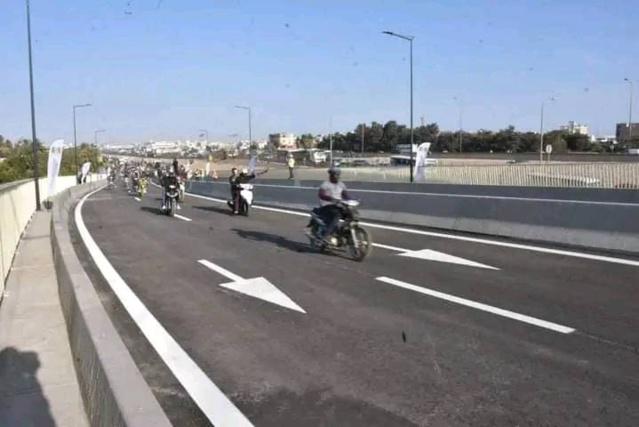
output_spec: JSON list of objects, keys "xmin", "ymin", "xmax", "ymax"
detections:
[
  {"xmin": 414, "ymin": 142, "xmax": 432, "ymax": 183},
  {"xmin": 205, "ymin": 162, "xmax": 211, "ymax": 176},
  {"xmin": 46, "ymin": 139, "xmax": 65, "ymax": 198},
  {"xmin": 247, "ymin": 155, "xmax": 257, "ymax": 173},
  {"xmin": 81, "ymin": 161, "xmax": 92, "ymax": 183}
]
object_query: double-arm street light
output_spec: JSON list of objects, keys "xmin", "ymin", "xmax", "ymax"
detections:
[
  {"xmin": 624, "ymin": 78, "xmax": 634, "ymax": 146},
  {"xmin": 235, "ymin": 106, "xmax": 252, "ymax": 146},
  {"xmin": 94, "ymin": 129, "xmax": 106, "ymax": 146},
  {"xmin": 73, "ymin": 103, "xmax": 92, "ymax": 179},
  {"xmin": 539, "ymin": 97, "xmax": 555, "ymax": 162},
  {"xmin": 383, "ymin": 30, "xmax": 415, "ymax": 182}
]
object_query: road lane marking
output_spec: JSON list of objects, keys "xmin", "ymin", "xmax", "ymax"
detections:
[
  {"xmin": 134, "ymin": 197, "xmax": 141, "ymax": 201},
  {"xmin": 399, "ymin": 249, "xmax": 498, "ymax": 270},
  {"xmin": 198, "ymin": 260, "xmax": 306, "ymax": 313},
  {"xmin": 198, "ymin": 259, "xmax": 244, "ymax": 282},
  {"xmin": 376, "ymin": 276, "xmax": 576, "ymax": 334},
  {"xmin": 181, "ymin": 191, "xmax": 639, "ymax": 268},
  {"xmin": 77, "ymin": 188, "xmax": 254, "ymax": 427},
  {"xmin": 373, "ymin": 243, "xmax": 406, "ymax": 252},
  {"xmin": 174, "ymin": 214, "xmax": 192, "ymax": 222}
]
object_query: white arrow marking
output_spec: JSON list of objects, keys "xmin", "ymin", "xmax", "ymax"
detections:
[
  {"xmin": 374, "ymin": 244, "xmax": 498, "ymax": 270},
  {"xmin": 220, "ymin": 277, "xmax": 306, "ymax": 313},
  {"xmin": 400, "ymin": 249, "xmax": 499, "ymax": 270},
  {"xmin": 198, "ymin": 260, "xmax": 306, "ymax": 313},
  {"xmin": 376, "ymin": 276, "xmax": 575, "ymax": 334}
]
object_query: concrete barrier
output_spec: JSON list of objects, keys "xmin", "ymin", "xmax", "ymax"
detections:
[
  {"xmin": 186, "ymin": 179, "xmax": 639, "ymax": 255},
  {"xmin": 1, "ymin": 175, "xmax": 78, "ymax": 298},
  {"xmin": 51, "ymin": 183, "xmax": 171, "ymax": 427}
]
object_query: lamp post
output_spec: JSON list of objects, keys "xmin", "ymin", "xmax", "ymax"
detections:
[
  {"xmin": 383, "ymin": 30, "xmax": 415, "ymax": 182},
  {"xmin": 94, "ymin": 129, "xmax": 105, "ymax": 146},
  {"xmin": 25, "ymin": 0, "xmax": 40, "ymax": 210},
  {"xmin": 234, "ymin": 106, "xmax": 252, "ymax": 147},
  {"xmin": 624, "ymin": 78, "xmax": 634, "ymax": 146},
  {"xmin": 199, "ymin": 129, "xmax": 209, "ymax": 148},
  {"xmin": 539, "ymin": 97, "xmax": 555, "ymax": 162},
  {"xmin": 453, "ymin": 96, "xmax": 463, "ymax": 153},
  {"xmin": 73, "ymin": 103, "xmax": 92, "ymax": 181}
]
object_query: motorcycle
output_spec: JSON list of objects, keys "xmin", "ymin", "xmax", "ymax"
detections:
[
  {"xmin": 228, "ymin": 183, "xmax": 254, "ymax": 216},
  {"xmin": 307, "ymin": 200, "xmax": 372, "ymax": 261},
  {"xmin": 163, "ymin": 184, "xmax": 180, "ymax": 217},
  {"xmin": 107, "ymin": 175, "xmax": 115, "ymax": 190}
]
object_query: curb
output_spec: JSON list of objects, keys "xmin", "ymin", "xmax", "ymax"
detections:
[{"xmin": 51, "ymin": 183, "xmax": 172, "ymax": 427}]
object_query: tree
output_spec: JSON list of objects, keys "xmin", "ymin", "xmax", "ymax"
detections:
[
  {"xmin": 296, "ymin": 133, "xmax": 316, "ymax": 149},
  {"xmin": 564, "ymin": 134, "xmax": 592, "ymax": 152}
]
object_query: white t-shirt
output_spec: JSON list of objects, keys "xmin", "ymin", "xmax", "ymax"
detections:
[{"xmin": 319, "ymin": 180, "xmax": 347, "ymax": 206}]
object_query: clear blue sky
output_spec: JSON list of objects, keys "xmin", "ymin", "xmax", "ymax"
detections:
[{"xmin": 1, "ymin": 0, "xmax": 637, "ymax": 145}]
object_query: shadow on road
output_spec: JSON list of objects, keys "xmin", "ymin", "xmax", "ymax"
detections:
[
  {"xmin": 140, "ymin": 206, "xmax": 165, "ymax": 216},
  {"xmin": 0, "ymin": 348, "xmax": 56, "ymax": 427},
  {"xmin": 192, "ymin": 205, "xmax": 233, "ymax": 216},
  {"xmin": 232, "ymin": 228, "xmax": 308, "ymax": 253}
]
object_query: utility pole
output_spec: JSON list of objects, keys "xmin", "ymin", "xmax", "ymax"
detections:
[{"xmin": 361, "ymin": 123, "xmax": 365, "ymax": 153}]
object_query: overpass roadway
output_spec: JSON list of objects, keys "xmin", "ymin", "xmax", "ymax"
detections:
[{"xmin": 74, "ymin": 183, "xmax": 639, "ymax": 426}]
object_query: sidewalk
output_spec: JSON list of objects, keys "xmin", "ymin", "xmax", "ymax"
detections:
[{"xmin": 0, "ymin": 212, "xmax": 88, "ymax": 427}]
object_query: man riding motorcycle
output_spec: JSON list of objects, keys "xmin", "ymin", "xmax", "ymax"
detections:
[
  {"xmin": 228, "ymin": 167, "xmax": 269, "ymax": 214},
  {"xmin": 160, "ymin": 170, "xmax": 181, "ymax": 211},
  {"xmin": 312, "ymin": 167, "xmax": 351, "ymax": 244}
]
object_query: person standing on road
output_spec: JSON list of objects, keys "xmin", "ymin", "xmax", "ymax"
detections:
[{"xmin": 287, "ymin": 155, "xmax": 295, "ymax": 180}]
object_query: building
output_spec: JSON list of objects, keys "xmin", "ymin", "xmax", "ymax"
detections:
[
  {"xmin": 269, "ymin": 133, "xmax": 296, "ymax": 150},
  {"xmin": 616, "ymin": 122, "xmax": 639, "ymax": 144},
  {"xmin": 560, "ymin": 121, "xmax": 589, "ymax": 135}
]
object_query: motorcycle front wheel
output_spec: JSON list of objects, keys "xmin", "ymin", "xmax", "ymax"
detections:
[{"xmin": 348, "ymin": 226, "xmax": 372, "ymax": 262}]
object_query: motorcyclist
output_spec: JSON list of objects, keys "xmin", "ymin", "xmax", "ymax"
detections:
[
  {"xmin": 315, "ymin": 167, "xmax": 350, "ymax": 244},
  {"xmin": 160, "ymin": 170, "xmax": 181, "ymax": 211},
  {"xmin": 131, "ymin": 169, "xmax": 140, "ymax": 193},
  {"xmin": 229, "ymin": 167, "xmax": 269, "ymax": 214}
]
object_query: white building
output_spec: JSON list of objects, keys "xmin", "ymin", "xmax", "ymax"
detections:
[
  {"xmin": 269, "ymin": 133, "xmax": 296, "ymax": 150},
  {"xmin": 560, "ymin": 121, "xmax": 589, "ymax": 135}
]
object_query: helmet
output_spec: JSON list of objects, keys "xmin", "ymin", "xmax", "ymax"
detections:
[
  {"xmin": 328, "ymin": 167, "xmax": 341, "ymax": 176},
  {"xmin": 241, "ymin": 168, "xmax": 248, "ymax": 175}
]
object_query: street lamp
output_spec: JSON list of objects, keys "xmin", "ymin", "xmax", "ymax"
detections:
[
  {"xmin": 539, "ymin": 97, "xmax": 555, "ymax": 162},
  {"xmin": 25, "ymin": 0, "xmax": 41, "ymax": 210},
  {"xmin": 94, "ymin": 129, "xmax": 106, "ymax": 146},
  {"xmin": 73, "ymin": 103, "xmax": 92, "ymax": 181},
  {"xmin": 624, "ymin": 78, "xmax": 634, "ymax": 146},
  {"xmin": 453, "ymin": 97, "xmax": 463, "ymax": 153},
  {"xmin": 234, "ymin": 106, "xmax": 252, "ymax": 147},
  {"xmin": 383, "ymin": 30, "xmax": 415, "ymax": 183}
]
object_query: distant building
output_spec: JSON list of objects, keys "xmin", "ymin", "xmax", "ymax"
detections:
[
  {"xmin": 269, "ymin": 133, "xmax": 296, "ymax": 150},
  {"xmin": 560, "ymin": 121, "xmax": 589, "ymax": 135},
  {"xmin": 616, "ymin": 122, "xmax": 639, "ymax": 143}
]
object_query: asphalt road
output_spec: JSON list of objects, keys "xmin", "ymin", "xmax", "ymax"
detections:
[{"xmin": 75, "ymin": 182, "xmax": 639, "ymax": 426}]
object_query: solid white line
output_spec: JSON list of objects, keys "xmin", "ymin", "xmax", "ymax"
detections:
[
  {"xmin": 376, "ymin": 276, "xmax": 576, "ymax": 334},
  {"xmin": 174, "ymin": 214, "xmax": 192, "ymax": 222},
  {"xmin": 77, "ymin": 188, "xmax": 254, "ymax": 427},
  {"xmin": 197, "ymin": 259, "xmax": 244, "ymax": 283},
  {"xmin": 249, "ymin": 183, "xmax": 639, "ymax": 208},
  {"xmin": 183, "ymin": 191, "xmax": 639, "ymax": 268}
]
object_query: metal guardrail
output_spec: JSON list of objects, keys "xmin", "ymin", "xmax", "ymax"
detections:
[{"xmin": 338, "ymin": 163, "xmax": 639, "ymax": 188}]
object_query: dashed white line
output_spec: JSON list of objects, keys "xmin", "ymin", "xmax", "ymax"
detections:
[
  {"xmin": 174, "ymin": 214, "xmax": 192, "ymax": 222},
  {"xmin": 78, "ymin": 188, "xmax": 254, "ymax": 427},
  {"xmin": 376, "ymin": 276, "xmax": 576, "ymax": 334},
  {"xmin": 134, "ymin": 197, "xmax": 141, "ymax": 202}
]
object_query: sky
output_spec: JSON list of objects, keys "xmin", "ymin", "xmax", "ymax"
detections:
[{"xmin": 1, "ymin": 0, "xmax": 637, "ymax": 145}]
